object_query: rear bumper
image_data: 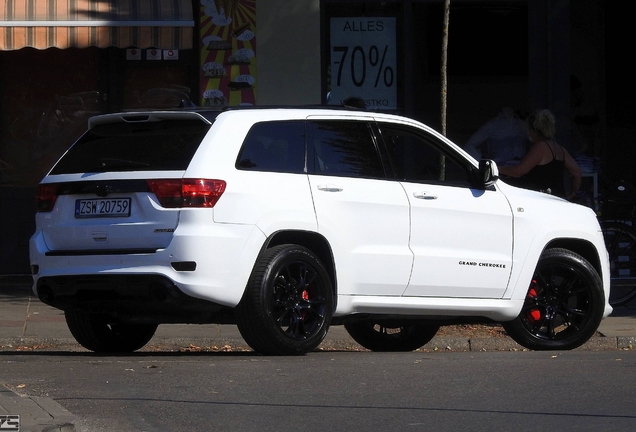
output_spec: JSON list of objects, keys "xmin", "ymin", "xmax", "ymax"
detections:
[
  {"xmin": 29, "ymin": 222, "xmax": 266, "ymax": 309},
  {"xmin": 35, "ymin": 274, "xmax": 234, "ymax": 324}
]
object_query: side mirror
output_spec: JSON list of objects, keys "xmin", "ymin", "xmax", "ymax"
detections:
[{"xmin": 479, "ymin": 159, "xmax": 499, "ymax": 188}]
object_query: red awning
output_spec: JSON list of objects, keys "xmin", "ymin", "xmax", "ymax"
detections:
[{"xmin": 0, "ymin": 0, "xmax": 194, "ymax": 50}]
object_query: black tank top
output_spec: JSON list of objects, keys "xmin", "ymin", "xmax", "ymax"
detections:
[{"xmin": 521, "ymin": 141, "xmax": 566, "ymax": 197}]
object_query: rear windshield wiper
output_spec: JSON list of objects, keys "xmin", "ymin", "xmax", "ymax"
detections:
[
  {"xmin": 84, "ymin": 158, "xmax": 151, "ymax": 173},
  {"xmin": 99, "ymin": 158, "xmax": 150, "ymax": 169}
]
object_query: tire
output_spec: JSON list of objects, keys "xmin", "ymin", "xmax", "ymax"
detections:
[
  {"xmin": 65, "ymin": 310, "xmax": 157, "ymax": 353},
  {"xmin": 600, "ymin": 221, "xmax": 636, "ymax": 306},
  {"xmin": 235, "ymin": 244, "xmax": 333, "ymax": 355},
  {"xmin": 344, "ymin": 321, "xmax": 439, "ymax": 352},
  {"xmin": 502, "ymin": 248, "xmax": 604, "ymax": 351}
]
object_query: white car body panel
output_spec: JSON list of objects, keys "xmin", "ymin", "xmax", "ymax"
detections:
[
  {"xmin": 334, "ymin": 295, "xmax": 525, "ymax": 321},
  {"xmin": 401, "ymin": 182, "xmax": 513, "ymax": 298},
  {"xmin": 308, "ymin": 175, "xmax": 413, "ymax": 296},
  {"xmin": 213, "ymin": 171, "xmax": 317, "ymax": 232},
  {"xmin": 496, "ymin": 181, "xmax": 612, "ymax": 316}
]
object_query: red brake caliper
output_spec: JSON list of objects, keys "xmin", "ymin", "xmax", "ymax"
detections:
[
  {"xmin": 526, "ymin": 280, "xmax": 542, "ymax": 322},
  {"xmin": 301, "ymin": 289, "xmax": 309, "ymax": 320}
]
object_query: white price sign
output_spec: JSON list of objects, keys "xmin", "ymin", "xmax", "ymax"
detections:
[{"xmin": 329, "ymin": 17, "xmax": 397, "ymax": 110}]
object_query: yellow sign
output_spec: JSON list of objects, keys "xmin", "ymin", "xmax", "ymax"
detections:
[{"xmin": 199, "ymin": 0, "xmax": 257, "ymax": 106}]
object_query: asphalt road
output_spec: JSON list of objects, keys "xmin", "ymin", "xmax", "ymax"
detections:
[{"xmin": 2, "ymin": 350, "xmax": 636, "ymax": 432}]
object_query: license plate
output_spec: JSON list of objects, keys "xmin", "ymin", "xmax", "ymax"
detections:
[{"xmin": 75, "ymin": 198, "xmax": 132, "ymax": 218}]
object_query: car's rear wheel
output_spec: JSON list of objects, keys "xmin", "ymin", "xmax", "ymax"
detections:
[
  {"xmin": 65, "ymin": 310, "xmax": 157, "ymax": 352},
  {"xmin": 344, "ymin": 321, "xmax": 440, "ymax": 352},
  {"xmin": 502, "ymin": 248, "xmax": 604, "ymax": 350},
  {"xmin": 236, "ymin": 244, "xmax": 333, "ymax": 355}
]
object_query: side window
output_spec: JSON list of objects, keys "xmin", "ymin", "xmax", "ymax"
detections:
[
  {"xmin": 379, "ymin": 124, "xmax": 474, "ymax": 187},
  {"xmin": 236, "ymin": 121, "xmax": 306, "ymax": 173},
  {"xmin": 310, "ymin": 120, "xmax": 385, "ymax": 178}
]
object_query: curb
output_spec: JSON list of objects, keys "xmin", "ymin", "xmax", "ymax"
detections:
[
  {"xmin": 419, "ymin": 335, "xmax": 634, "ymax": 352},
  {"xmin": 2, "ymin": 335, "xmax": 635, "ymax": 353},
  {"xmin": 1, "ymin": 385, "xmax": 77, "ymax": 432}
]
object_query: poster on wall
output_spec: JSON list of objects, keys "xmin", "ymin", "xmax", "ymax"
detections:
[
  {"xmin": 329, "ymin": 17, "xmax": 397, "ymax": 110},
  {"xmin": 199, "ymin": 0, "xmax": 256, "ymax": 107}
]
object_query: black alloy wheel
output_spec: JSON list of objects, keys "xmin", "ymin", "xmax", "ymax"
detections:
[
  {"xmin": 344, "ymin": 321, "xmax": 440, "ymax": 352},
  {"xmin": 65, "ymin": 310, "xmax": 157, "ymax": 352},
  {"xmin": 502, "ymin": 248, "xmax": 604, "ymax": 350},
  {"xmin": 236, "ymin": 244, "xmax": 333, "ymax": 355}
]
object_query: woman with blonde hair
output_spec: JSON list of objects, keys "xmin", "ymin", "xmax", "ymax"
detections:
[{"xmin": 499, "ymin": 109, "xmax": 581, "ymax": 200}]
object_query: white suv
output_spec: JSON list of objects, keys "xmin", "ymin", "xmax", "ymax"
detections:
[{"xmin": 29, "ymin": 107, "xmax": 611, "ymax": 355}]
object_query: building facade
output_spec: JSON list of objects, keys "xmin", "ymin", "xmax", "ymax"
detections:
[{"xmin": 0, "ymin": 0, "xmax": 624, "ymax": 274}]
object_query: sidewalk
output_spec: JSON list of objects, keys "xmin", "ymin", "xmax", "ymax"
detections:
[
  {"xmin": 2, "ymin": 275, "xmax": 636, "ymax": 431},
  {"xmin": 3, "ymin": 275, "xmax": 636, "ymax": 349}
]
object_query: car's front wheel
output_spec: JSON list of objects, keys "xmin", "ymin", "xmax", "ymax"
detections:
[
  {"xmin": 236, "ymin": 244, "xmax": 333, "ymax": 355},
  {"xmin": 502, "ymin": 248, "xmax": 605, "ymax": 350},
  {"xmin": 65, "ymin": 311, "xmax": 157, "ymax": 352},
  {"xmin": 344, "ymin": 321, "xmax": 440, "ymax": 352}
]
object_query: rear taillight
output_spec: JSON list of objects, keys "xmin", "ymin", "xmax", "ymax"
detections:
[
  {"xmin": 147, "ymin": 179, "xmax": 226, "ymax": 208},
  {"xmin": 36, "ymin": 183, "xmax": 60, "ymax": 212}
]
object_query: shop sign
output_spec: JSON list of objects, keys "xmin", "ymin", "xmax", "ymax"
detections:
[
  {"xmin": 329, "ymin": 17, "xmax": 397, "ymax": 110},
  {"xmin": 164, "ymin": 50, "xmax": 179, "ymax": 60},
  {"xmin": 146, "ymin": 49, "xmax": 162, "ymax": 60},
  {"xmin": 126, "ymin": 49, "xmax": 142, "ymax": 60}
]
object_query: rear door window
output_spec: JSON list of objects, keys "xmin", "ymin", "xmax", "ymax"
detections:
[
  {"xmin": 50, "ymin": 119, "xmax": 211, "ymax": 174},
  {"xmin": 309, "ymin": 120, "xmax": 385, "ymax": 179}
]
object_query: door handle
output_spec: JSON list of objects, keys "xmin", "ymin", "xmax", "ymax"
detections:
[
  {"xmin": 413, "ymin": 191, "xmax": 437, "ymax": 200},
  {"xmin": 317, "ymin": 184, "xmax": 343, "ymax": 192}
]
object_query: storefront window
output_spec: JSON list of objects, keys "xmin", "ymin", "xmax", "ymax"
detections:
[
  {"xmin": 0, "ymin": 48, "xmax": 100, "ymax": 187},
  {"xmin": 420, "ymin": 3, "xmax": 528, "ymax": 76},
  {"xmin": 322, "ymin": 1, "xmax": 529, "ymax": 134},
  {"xmin": 123, "ymin": 64, "xmax": 194, "ymax": 110},
  {"xmin": 411, "ymin": 1, "xmax": 529, "ymax": 138},
  {"xmin": 323, "ymin": 1, "xmax": 402, "ymax": 112}
]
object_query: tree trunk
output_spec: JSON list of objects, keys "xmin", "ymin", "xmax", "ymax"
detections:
[
  {"xmin": 441, "ymin": 0, "xmax": 450, "ymax": 136},
  {"xmin": 439, "ymin": 0, "xmax": 450, "ymax": 180}
]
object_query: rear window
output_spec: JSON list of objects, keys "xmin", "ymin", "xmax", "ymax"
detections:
[{"xmin": 49, "ymin": 119, "xmax": 211, "ymax": 174}]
